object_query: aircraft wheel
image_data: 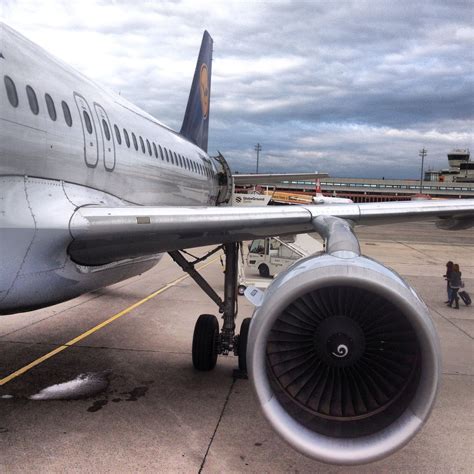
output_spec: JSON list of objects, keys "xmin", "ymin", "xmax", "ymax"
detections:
[
  {"xmin": 258, "ymin": 264, "xmax": 270, "ymax": 278},
  {"xmin": 238, "ymin": 284, "xmax": 246, "ymax": 296},
  {"xmin": 238, "ymin": 318, "xmax": 251, "ymax": 372},
  {"xmin": 192, "ymin": 314, "xmax": 219, "ymax": 371}
]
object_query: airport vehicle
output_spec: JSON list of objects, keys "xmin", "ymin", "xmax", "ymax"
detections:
[
  {"xmin": 1, "ymin": 23, "xmax": 474, "ymax": 465},
  {"xmin": 245, "ymin": 234, "xmax": 323, "ymax": 278}
]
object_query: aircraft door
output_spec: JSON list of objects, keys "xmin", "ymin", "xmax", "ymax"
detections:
[
  {"xmin": 94, "ymin": 103, "xmax": 116, "ymax": 171},
  {"xmin": 74, "ymin": 93, "xmax": 98, "ymax": 168}
]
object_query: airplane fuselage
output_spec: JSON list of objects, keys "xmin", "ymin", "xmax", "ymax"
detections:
[{"xmin": 0, "ymin": 24, "xmax": 219, "ymax": 313}]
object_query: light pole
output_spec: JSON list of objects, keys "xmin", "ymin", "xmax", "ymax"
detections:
[
  {"xmin": 254, "ymin": 143, "xmax": 262, "ymax": 173},
  {"xmin": 419, "ymin": 148, "xmax": 427, "ymax": 194}
]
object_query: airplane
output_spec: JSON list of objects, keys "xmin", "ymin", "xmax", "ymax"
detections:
[
  {"xmin": 1, "ymin": 22, "xmax": 474, "ymax": 466},
  {"xmin": 312, "ymin": 178, "xmax": 354, "ymax": 204}
]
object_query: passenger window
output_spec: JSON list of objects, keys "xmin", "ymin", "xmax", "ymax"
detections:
[
  {"xmin": 26, "ymin": 85, "xmax": 39, "ymax": 115},
  {"xmin": 4, "ymin": 76, "xmax": 18, "ymax": 107},
  {"xmin": 159, "ymin": 145, "xmax": 164, "ymax": 160},
  {"xmin": 185, "ymin": 157, "xmax": 190, "ymax": 169},
  {"xmin": 139, "ymin": 136, "xmax": 145, "ymax": 154},
  {"xmin": 170, "ymin": 151, "xmax": 175, "ymax": 165},
  {"xmin": 173, "ymin": 151, "xmax": 178, "ymax": 165},
  {"xmin": 62, "ymin": 101, "xmax": 72, "ymax": 126},
  {"xmin": 45, "ymin": 93, "xmax": 57, "ymax": 121},
  {"xmin": 178, "ymin": 154, "xmax": 183, "ymax": 167},
  {"xmin": 83, "ymin": 110, "xmax": 93, "ymax": 134},
  {"xmin": 164, "ymin": 148, "xmax": 169, "ymax": 162},
  {"xmin": 146, "ymin": 139, "xmax": 152, "ymax": 156},
  {"xmin": 132, "ymin": 132, "xmax": 138, "ymax": 150},
  {"xmin": 114, "ymin": 124, "xmax": 122, "ymax": 144},
  {"xmin": 153, "ymin": 142, "xmax": 158, "ymax": 158},
  {"xmin": 123, "ymin": 128, "xmax": 130, "ymax": 148},
  {"xmin": 102, "ymin": 119, "xmax": 111, "ymax": 141}
]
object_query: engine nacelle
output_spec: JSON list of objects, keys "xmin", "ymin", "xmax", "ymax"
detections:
[{"xmin": 247, "ymin": 253, "xmax": 440, "ymax": 465}]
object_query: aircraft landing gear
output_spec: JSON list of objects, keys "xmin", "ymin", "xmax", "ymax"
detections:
[
  {"xmin": 169, "ymin": 242, "xmax": 249, "ymax": 375},
  {"xmin": 192, "ymin": 314, "xmax": 219, "ymax": 370}
]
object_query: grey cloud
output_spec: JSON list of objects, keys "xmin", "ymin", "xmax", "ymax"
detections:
[{"xmin": 4, "ymin": 0, "xmax": 472, "ymax": 179}]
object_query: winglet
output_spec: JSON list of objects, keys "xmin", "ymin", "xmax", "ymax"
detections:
[{"xmin": 180, "ymin": 31, "xmax": 213, "ymax": 152}]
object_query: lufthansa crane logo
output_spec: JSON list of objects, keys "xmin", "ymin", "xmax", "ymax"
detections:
[
  {"xmin": 332, "ymin": 344, "xmax": 349, "ymax": 358},
  {"xmin": 199, "ymin": 63, "xmax": 209, "ymax": 119}
]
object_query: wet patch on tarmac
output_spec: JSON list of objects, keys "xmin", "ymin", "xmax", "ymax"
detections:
[
  {"xmin": 124, "ymin": 386, "xmax": 149, "ymax": 401},
  {"xmin": 87, "ymin": 399, "xmax": 109, "ymax": 412}
]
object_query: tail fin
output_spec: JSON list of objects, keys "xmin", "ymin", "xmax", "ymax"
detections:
[
  {"xmin": 315, "ymin": 179, "xmax": 322, "ymax": 195},
  {"xmin": 180, "ymin": 31, "xmax": 213, "ymax": 152}
]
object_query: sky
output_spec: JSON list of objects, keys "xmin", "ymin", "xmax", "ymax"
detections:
[{"xmin": 2, "ymin": 0, "xmax": 473, "ymax": 178}]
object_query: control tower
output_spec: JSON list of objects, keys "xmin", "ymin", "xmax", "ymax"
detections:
[{"xmin": 448, "ymin": 149, "xmax": 470, "ymax": 170}]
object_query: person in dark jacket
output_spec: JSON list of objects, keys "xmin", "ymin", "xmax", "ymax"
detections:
[
  {"xmin": 447, "ymin": 263, "xmax": 462, "ymax": 309},
  {"xmin": 444, "ymin": 261, "xmax": 454, "ymax": 303}
]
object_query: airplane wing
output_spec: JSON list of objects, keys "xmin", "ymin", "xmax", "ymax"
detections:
[{"xmin": 68, "ymin": 199, "xmax": 474, "ymax": 266}]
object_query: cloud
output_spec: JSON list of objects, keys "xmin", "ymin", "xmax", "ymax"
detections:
[{"xmin": 2, "ymin": 0, "xmax": 472, "ymax": 178}]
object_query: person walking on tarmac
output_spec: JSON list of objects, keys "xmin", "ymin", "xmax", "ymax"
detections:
[
  {"xmin": 447, "ymin": 263, "xmax": 462, "ymax": 309},
  {"xmin": 444, "ymin": 261, "xmax": 454, "ymax": 303}
]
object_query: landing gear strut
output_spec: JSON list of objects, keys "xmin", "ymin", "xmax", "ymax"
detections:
[{"xmin": 169, "ymin": 242, "xmax": 249, "ymax": 374}]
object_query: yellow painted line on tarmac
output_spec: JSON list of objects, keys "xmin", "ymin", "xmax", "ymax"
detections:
[{"xmin": 0, "ymin": 257, "xmax": 219, "ymax": 386}]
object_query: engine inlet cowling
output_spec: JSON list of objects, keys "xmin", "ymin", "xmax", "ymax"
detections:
[{"xmin": 247, "ymin": 254, "xmax": 440, "ymax": 465}]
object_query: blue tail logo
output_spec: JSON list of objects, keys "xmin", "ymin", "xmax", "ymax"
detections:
[{"xmin": 180, "ymin": 31, "xmax": 213, "ymax": 152}]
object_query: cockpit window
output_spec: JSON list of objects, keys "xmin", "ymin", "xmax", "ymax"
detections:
[
  {"xmin": 26, "ymin": 85, "xmax": 39, "ymax": 115},
  {"xmin": 62, "ymin": 101, "xmax": 72, "ymax": 126},
  {"xmin": 4, "ymin": 76, "xmax": 19, "ymax": 107},
  {"xmin": 45, "ymin": 93, "xmax": 57, "ymax": 121},
  {"xmin": 83, "ymin": 110, "xmax": 93, "ymax": 134}
]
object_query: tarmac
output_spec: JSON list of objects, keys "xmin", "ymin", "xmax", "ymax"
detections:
[{"xmin": 0, "ymin": 220, "xmax": 472, "ymax": 473}]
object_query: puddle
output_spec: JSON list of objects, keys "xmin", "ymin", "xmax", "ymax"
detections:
[
  {"xmin": 87, "ymin": 399, "xmax": 108, "ymax": 412},
  {"xmin": 124, "ymin": 386, "xmax": 148, "ymax": 401},
  {"xmin": 29, "ymin": 371, "xmax": 110, "ymax": 401}
]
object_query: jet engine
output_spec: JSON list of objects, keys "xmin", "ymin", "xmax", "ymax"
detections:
[{"xmin": 247, "ymin": 253, "xmax": 440, "ymax": 465}]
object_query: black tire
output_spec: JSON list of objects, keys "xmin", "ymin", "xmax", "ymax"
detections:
[
  {"xmin": 258, "ymin": 264, "xmax": 270, "ymax": 278},
  {"xmin": 192, "ymin": 314, "xmax": 219, "ymax": 371},
  {"xmin": 238, "ymin": 284, "xmax": 246, "ymax": 296},
  {"xmin": 238, "ymin": 318, "xmax": 251, "ymax": 372}
]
